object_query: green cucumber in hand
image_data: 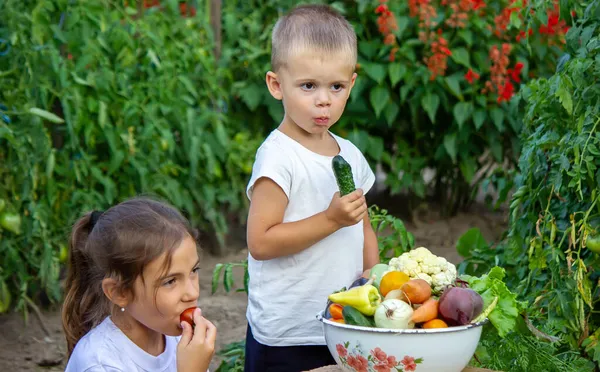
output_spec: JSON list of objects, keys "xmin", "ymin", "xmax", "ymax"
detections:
[{"xmin": 332, "ymin": 155, "xmax": 355, "ymax": 196}]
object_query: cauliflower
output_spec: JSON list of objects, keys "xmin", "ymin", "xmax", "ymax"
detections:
[{"xmin": 388, "ymin": 247, "xmax": 457, "ymax": 292}]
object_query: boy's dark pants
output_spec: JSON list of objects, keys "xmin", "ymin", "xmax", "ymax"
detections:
[{"xmin": 244, "ymin": 325, "xmax": 336, "ymax": 372}]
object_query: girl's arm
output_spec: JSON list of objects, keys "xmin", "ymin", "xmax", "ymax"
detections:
[{"xmin": 247, "ymin": 177, "xmax": 367, "ymax": 261}]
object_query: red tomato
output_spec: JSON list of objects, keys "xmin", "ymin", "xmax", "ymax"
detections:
[{"xmin": 180, "ymin": 307, "xmax": 197, "ymax": 327}]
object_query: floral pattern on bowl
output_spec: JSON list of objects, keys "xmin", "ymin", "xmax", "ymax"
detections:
[{"xmin": 335, "ymin": 341, "xmax": 423, "ymax": 372}]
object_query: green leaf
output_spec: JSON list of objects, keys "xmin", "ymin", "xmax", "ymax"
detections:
[
  {"xmin": 456, "ymin": 227, "xmax": 488, "ymax": 258},
  {"xmin": 421, "ymin": 93, "xmax": 440, "ymax": 123},
  {"xmin": 389, "ymin": 63, "xmax": 407, "ymax": 86},
  {"xmin": 239, "ymin": 84, "xmax": 263, "ymax": 111},
  {"xmin": 464, "ymin": 267, "xmax": 521, "ymax": 338},
  {"xmin": 107, "ymin": 150, "xmax": 125, "ymax": 175},
  {"xmin": 243, "ymin": 265, "xmax": 250, "ymax": 293},
  {"xmin": 556, "ymin": 53, "xmax": 571, "ymax": 72},
  {"xmin": 460, "ymin": 157, "xmax": 477, "ymax": 183},
  {"xmin": 358, "ymin": 41, "xmax": 378, "ymax": 59},
  {"xmin": 445, "ymin": 74, "xmax": 463, "ymax": 99},
  {"xmin": 370, "ymin": 86, "xmax": 390, "ymax": 118},
  {"xmin": 444, "ymin": 133, "xmax": 457, "ymax": 163},
  {"xmin": 71, "ymin": 72, "xmax": 93, "ymax": 87},
  {"xmin": 384, "ymin": 101, "xmax": 399, "ymax": 126},
  {"xmin": 223, "ymin": 264, "xmax": 233, "ymax": 293},
  {"xmin": 212, "ymin": 263, "xmax": 224, "ymax": 294},
  {"xmin": 453, "ymin": 102, "xmax": 473, "ymax": 129},
  {"xmin": 46, "ymin": 150, "xmax": 56, "ymax": 180},
  {"xmin": 451, "ymin": 48, "xmax": 470, "ymax": 68},
  {"xmin": 490, "ymin": 107, "xmax": 505, "ymax": 131},
  {"xmin": 458, "ymin": 30, "xmax": 473, "ymax": 46},
  {"xmin": 368, "ymin": 136, "xmax": 385, "ymax": 161},
  {"xmin": 147, "ymin": 49, "xmax": 162, "ymax": 69},
  {"xmin": 408, "ymin": 232, "xmax": 415, "ymax": 248},
  {"xmin": 178, "ymin": 76, "xmax": 198, "ymax": 99},
  {"xmin": 473, "ymin": 109, "xmax": 486, "ymax": 130},
  {"xmin": 394, "ymin": 219, "xmax": 409, "ymax": 249},
  {"xmin": 509, "ymin": 9, "xmax": 522, "ymax": 28},
  {"xmin": 400, "ymin": 84, "xmax": 412, "ymax": 102},
  {"xmin": 363, "ymin": 63, "xmax": 387, "ymax": 84},
  {"xmin": 556, "ymin": 77, "xmax": 573, "ymax": 115},
  {"xmin": 0, "ymin": 278, "xmax": 10, "ymax": 313},
  {"xmin": 28, "ymin": 108, "xmax": 64, "ymax": 124},
  {"xmin": 98, "ymin": 101, "xmax": 107, "ymax": 128},
  {"xmin": 396, "ymin": 16, "xmax": 410, "ymax": 39}
]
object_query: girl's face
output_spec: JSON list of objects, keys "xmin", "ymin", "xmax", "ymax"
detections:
[{"xmin": 126, "ymin": 235, "xmax": 200, "ymax": 336}]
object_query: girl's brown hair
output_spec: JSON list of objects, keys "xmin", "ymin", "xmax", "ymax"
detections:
[{"xmin": 61, "ymin": 197, "xmax": 197, "ymax": 356}]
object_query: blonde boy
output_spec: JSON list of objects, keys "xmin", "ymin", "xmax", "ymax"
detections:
[{"xmin": 244, "ymin": 4, "xmax": 379, "ymax": 371}]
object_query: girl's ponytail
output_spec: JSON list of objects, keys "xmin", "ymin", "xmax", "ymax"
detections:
[{"xmin": 61, "ymin": 212, "xmax": 111, "ymax": 356}]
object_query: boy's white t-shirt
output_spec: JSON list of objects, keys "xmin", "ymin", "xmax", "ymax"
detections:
[
  {"xmin": 246, "ymin": 129, "xmax": 376, "ymax": 347},
  {"xmin": 65, "ymin": 316, "xmax": 186, "ymax": 372}
]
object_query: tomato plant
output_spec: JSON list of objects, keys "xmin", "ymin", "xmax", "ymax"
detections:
[
  {"xmin": 0, "ymin": 0, "xmax": 259, "ymax": 313},
  {"xmin": 457, "ymin": 0, "xmax": 600, "ymax": 369}
]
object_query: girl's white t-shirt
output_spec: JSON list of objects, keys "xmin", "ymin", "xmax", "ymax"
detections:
[
  {"xmin": 65, "ymin": 317, "xmax": 183, "ymax": 372},
  {"xmin": 246, "ymin": 129, "xmax": 376, "ymax": 346}
]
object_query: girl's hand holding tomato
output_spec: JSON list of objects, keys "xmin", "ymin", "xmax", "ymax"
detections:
[{"xmin": 177, "ymin": 308, "xmax": 217, "ymax": 372}]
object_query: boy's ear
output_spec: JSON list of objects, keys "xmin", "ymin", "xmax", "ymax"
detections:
[
  {"xmin": 266, "ymin": 71, "xmax": 283, "ymax": 101},
  {"xmin": 347, "ymin": 72, "xmax": 358, "ymax": 97},
  {"xmin": 102, "ymin": 277, "xmax": 130, "ymax": 309}
]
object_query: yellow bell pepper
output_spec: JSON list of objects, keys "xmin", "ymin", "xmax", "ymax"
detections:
[{"xmin": 328, "ymin": 284, "xmax": 381, "ymax": 316}]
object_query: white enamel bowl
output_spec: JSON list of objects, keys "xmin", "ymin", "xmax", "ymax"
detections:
[{"xmin": 316, "ymin": 311, "xmax": 487, "ymax": 372}]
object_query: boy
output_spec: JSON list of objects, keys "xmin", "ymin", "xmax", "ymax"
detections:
[{"xmin": 244, "ymin": 4, "xmax": 380, "ymax": 371}]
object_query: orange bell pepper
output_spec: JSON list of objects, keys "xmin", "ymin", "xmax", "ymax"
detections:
[{"xmin": 329, "ymin": 303, "xmax": 344, "ymax": 319}]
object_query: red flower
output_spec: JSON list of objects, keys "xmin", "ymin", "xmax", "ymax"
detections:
[
  {"xmin": 402, "ymin": 355, "xmax": 418, "ymax": 372},
  {"xmin": 143, "ymin": 0, "xmax": 160, "ymax": 8},
  {"xmin": 516, "ymin": 28, "xmax": 533, "ymax": 42},
  {"xmin": 386, "ymin": 355, "xmax": 397, "ymax": 366},
  {"xmin": 346, "ymin": 355, "xmax": 357, "ymax": 369},
  {"xmin": 348, "ymin": 355, "xmax": 369, "ymax": 372},
  {"xmin": 426, "ymin": 34, "xmax": 452, "ymax": 79},
  {"xmin": 389, "ymin": 47, "xmax": 398, "ymax": 62},
  {"xmin": 539, "ymin": 4, "xmax": 569, "ymax": 35},
  {"xmin": 375, "ymin": 4, "xmax": 388, "ymax": 14},
  {"xmin": 374, "ymin": 363, "xmax": 391, "ymax": 372},
  {"xmin": 384, "ymin": 33, "xmax": 396, "ymax": 45},
  {"xmin": 508, "ymin": 62, "xmax": 524, "ymax": 82},
  {"xmin": 376, "ymin": 3, "xmax": 398, "ymax": 35},
  {"xmin": 371, "ymin": 347, "xmax": 388, "ymax": 362},
  {"xmin": 493, "ymin": 1, "xmax": 522, "ymax": 38},
  {"xmin": 471, "ymin": 0, "xmax": 486, "ymax": 10},
  {"xmin": 336, "ymin": 344, "xmax": 348, "ymax": 358},
  {"xmin": 465, "ymin": 68, "xmax": 480, "ymax": 84},
  {"xmin": 497, "ymin": 81, "xmax": 515, "ymax": 102},
  {"xmin": 356, "ymin": 355, "xmax": 369, "ymax": 372},
  {"xmin": 179, "ymin": 3, "xmax": 197, "ymax": 17}
]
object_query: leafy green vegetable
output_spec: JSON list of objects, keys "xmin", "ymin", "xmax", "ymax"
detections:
[{"xmin": 462, "ymin": 267, "xmax": 522, "ymax": 337}]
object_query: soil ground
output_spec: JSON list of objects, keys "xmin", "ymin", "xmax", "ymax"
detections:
[{"xmin": 0, "ymin": 199, "xmax": 508, "ymax": 371}]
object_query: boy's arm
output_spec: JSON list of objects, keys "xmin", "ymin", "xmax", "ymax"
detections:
[
  {"xmin": 362, "ymin": 212, "xmax": 380, "ymax": 272},
  {"xmin": 247, "ymin": 177, "xmax": 367, "ymax": 261}
]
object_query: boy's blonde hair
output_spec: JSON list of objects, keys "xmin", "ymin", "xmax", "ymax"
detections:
[{"xmin": 271, "ymin": 4, "xmax": 357, "ymax": 72}]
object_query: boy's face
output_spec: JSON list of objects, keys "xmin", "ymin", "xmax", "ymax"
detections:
[{"xmin": 267, "ymin": 50, "xmax": 357, "ymax": 135}]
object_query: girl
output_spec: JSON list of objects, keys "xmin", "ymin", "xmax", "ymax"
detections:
[{"xmin": 62, "ymin": 197, "xmax": 216, "ymax": 372}]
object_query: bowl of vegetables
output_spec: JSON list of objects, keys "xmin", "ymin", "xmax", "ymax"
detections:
[{"xmin": 316, "ymin": 247, "xmax": 508, "ymax": 372}]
